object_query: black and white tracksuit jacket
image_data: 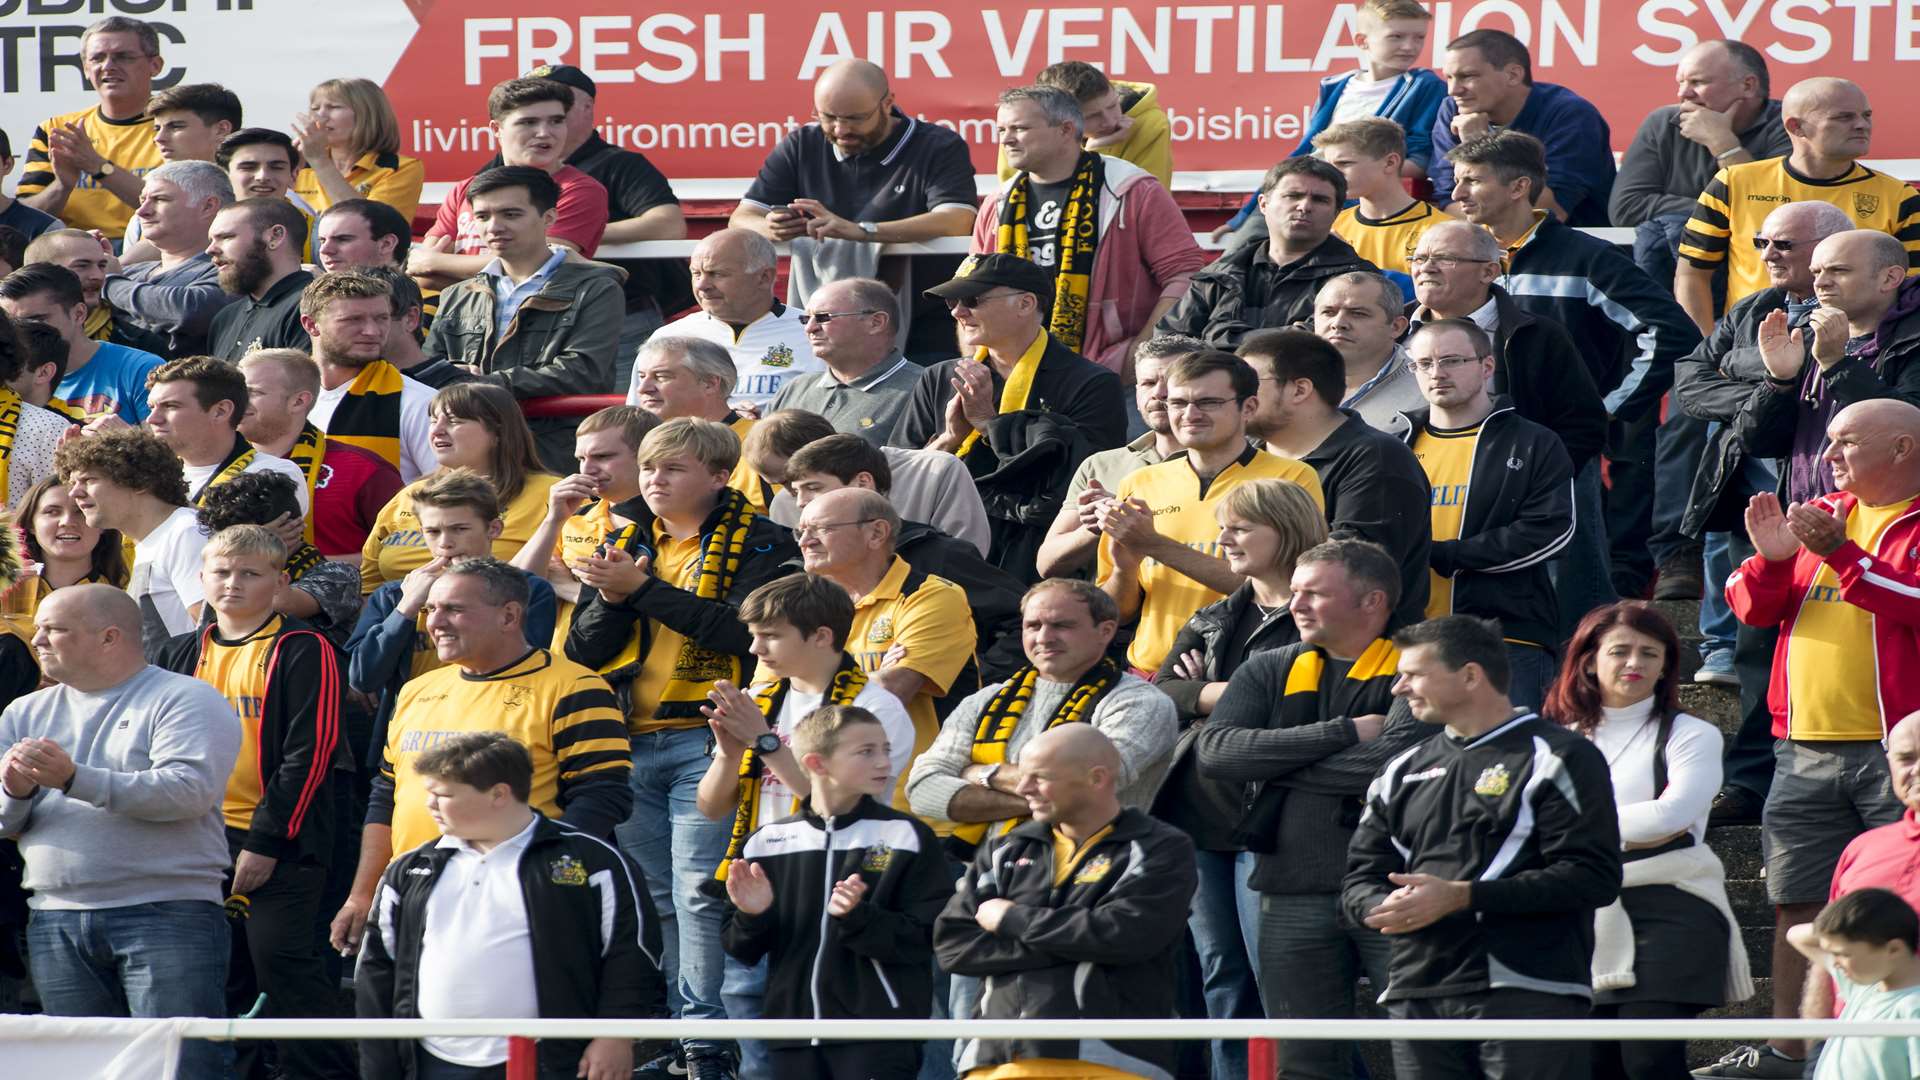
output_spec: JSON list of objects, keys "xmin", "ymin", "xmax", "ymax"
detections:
[{"xmin": 719, "ymin": 795, "xmax": 952, "ymax": 1041}]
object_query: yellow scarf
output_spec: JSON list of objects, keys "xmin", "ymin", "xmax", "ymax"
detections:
[
  {"xmin": 83, "ymin": 305, "xmax": 113, "ymax": 342},
  {"xmin": 715, "ymin": 658, "xmax": 869, "ymax": 881},
  {"xmin": 45, "ymin": 397, "xmax": 86, "ymax": 423},
  {"xmin": 952, "ymin": 657, "xmax": 1122, "ymax": 845},
  {"xmin": 285, "ymin": 424, "xmax": 327, "ymax": 545},
  {"xmin": 955, "ymin": 330, "xmax": 1049, "ymax": 459},
  {"xmin": 326, "ymin": 361, "xmax": 405, "ymax": 471},
  {"xmin": 0, "ymin": 389, "xmax": 21, "ymax": 507},
  {"xmin": 996, "ymin": 150, "xmax": 1100, "ymax": 352},
  {"xmin": 192, "ymin": 437, "xmax": 257, "ymax": 506}
]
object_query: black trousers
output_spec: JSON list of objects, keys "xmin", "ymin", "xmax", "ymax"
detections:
[
  {"xmin": 1590, "ymin": 1000, "xmax": 1705, "ymax": 1079},
  {"xmin": 226, "ymin": 827, "xmax": 358, "ymax": 1080},
  {"xmin": 767, "ymin": 1041, "xmax": 922, "ymax": 1080},
  {"xmin": 415, "ymin": 1046, "xmax": 506, "ymax": 1079},
  {"xmin": 1388, "ymin": 988, "xmax": 1591, "ymax": 1080}
]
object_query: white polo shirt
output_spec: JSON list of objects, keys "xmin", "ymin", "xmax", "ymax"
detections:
[
  {"xmin": 630, "ymin": 302, "xmax": 822, "ymax": 408},
  {"xmin": 415, "ymin": 816, "xmax": 541, "ymax": 1067}
]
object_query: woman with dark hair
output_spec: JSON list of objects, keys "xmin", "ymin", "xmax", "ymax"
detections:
[
  {"xmin": 1543, "ymin": 601, "xmax": 1752, "ymax": 1079},
  {"xmin": 1, "ymin": 476, "xmax": 128, "ymax": 621},
  {"xmin": 359, "ymin": 383, "xmax": 557, "ymax": 592},
  {"xmin": 196, "ymin": 470, "xmax": 362, "ymax": 642}
]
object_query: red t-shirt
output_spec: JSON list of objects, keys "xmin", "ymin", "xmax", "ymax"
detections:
[
  {"xmin": 431, "ymin": 165, "xmax": 610, "ymax": 257},
  {"xmin": 314, "ymin": 441, "xmax": 404, "ymax": 558},
  {"xmin": 1826, "ymin": 809, "xmax": 1920, "ymax": 1012}
]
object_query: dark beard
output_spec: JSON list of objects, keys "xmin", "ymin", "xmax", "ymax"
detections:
[{"xmin": 219, "ymin": 242, "xmax": 275, "ymax": 296}]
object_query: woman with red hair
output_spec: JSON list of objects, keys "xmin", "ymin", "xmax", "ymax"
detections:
[{"xmin": 1543, "ymin": 601, "xmax": 1751, "ymax": 1079}]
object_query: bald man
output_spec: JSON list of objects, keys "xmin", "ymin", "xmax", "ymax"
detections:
[
  {"xmin": 935, "ymin": 722, "xmax": 1195, "ymax": 1080},
  {"xmin": 1723, "ymin": 398, "xmax": 1920, "ymax": 1072},
  {"xmin": 1610, "ymin": 40, "xmax": 1789, "ymax": 229},
  {"xmin": 730, "ymin": 59, "xmax": 977, "ymax": 358},
  {"xmin": 629, "ymin": 229, "xmax": 821, "ymax": 409},
  {"xmin": 1679, "ymin": 76, "xmax": 1920, "ymax": 332},
  {"xmin": 0, "ymin": 585, "xmax": 241, "ymax": 1076}
]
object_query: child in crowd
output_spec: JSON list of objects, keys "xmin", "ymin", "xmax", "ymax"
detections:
[
  {"xmin": 1789, "ymin": 888, "xmax": 1920, "ymax": 1080},
  {"xmin": 719, "ymin": 705, "xmax": 951, "ymax": 1080}
]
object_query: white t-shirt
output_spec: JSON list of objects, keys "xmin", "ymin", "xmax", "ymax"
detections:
[
  {"xmin": 629, "ymin": 304, "xmax": 822, "ymax": 409},
  {"xmin": 739, "ymin": 678, "xmax": 916, "ymax": 830},
  {"xmin": 414, "ymin": 817, "xmax": 540, "ymax": 1067},
  {"xmin": 1329, "ymin": 70, "xmax": 1399, "ymax": 128},
  {"xmin": 3, "ymin": 399, "xmax": 71, "ymax": 514},
  {"xmin": 131, "ymin": 505, "xmax": 209, "ymax": 652},
  {"xmin": 308, "ymin": 370, "xmax": 439, "ymax": 482},
  {"xmin": 182, "ymin": 447, "xmax": 311, "ymax": 514}
]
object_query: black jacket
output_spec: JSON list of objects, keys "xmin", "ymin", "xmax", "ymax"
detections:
[
  {"xmin": 1672, "ymin": 286, "xmax": 1800, "ymax": 538},
  {"xmin": 890, "ymin": 336, "xmax": 1124, "ymax": 581},
  {"xmin": 1398, "ymin": 404, "xmax": 1575, "ymax": 650},
  {"xmin": 1159, "ymin": 233, "xmax": 1374, "ymax": 348},
  {"xmin": 720, "ymin": 796, "xmax": 951, "ymax": 1036},
  {"xmin": 1300, "ymin": 410, "xmax": 1433, "ymax": 629},
  {"xmin": 1197, "ymin": 643, "xmax": 1428, "ymax": 894},
  {"xmin": 935, "ymin": 807, "xmax": 1196, "ymax": 1080},
  {"xmin": 564, "ymin": 499, "xmax": 797, "ymax": 706},
  {"xmin": 153, "ymin": 614, "xmax": 348, "ymax": 863},
  {"xmin": 355, "ymin": 813, "xmax": 666, "ymax": 1080},
  {"xmin": 894, "ymin": 520, "xmax": 1024, "ymax": 683},
  {"xmin": 1404, "ymin": 286, "xmax": 1608, "ymax": 469},
  {"xmin": 1341, "ymin": 713, "xmax": 1622, "ymax": 1002}
]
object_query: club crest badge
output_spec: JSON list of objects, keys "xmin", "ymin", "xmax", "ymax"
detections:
[
  {"xmin": 549, "ymin": 855, "xmax": 588, "ymax": 886},
  {"xmin": 1473, "ymin": 763, "xmax": 1511, "ymax": 798},
  {"xmin": 763, "ymin": 343, "xmax": 795, "ymax": 369},
  {"xmin": 1072, "ymin": 854, "xmax": 1113, "ymax": 884},
  {"xmin": 867, "ymin": 615, "xmax": 894, "ymax": 644}
]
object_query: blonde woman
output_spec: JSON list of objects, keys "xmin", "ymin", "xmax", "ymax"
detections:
[{"xmin": 290, "ymin": 78, "xmax": 424, "ymax": 220}]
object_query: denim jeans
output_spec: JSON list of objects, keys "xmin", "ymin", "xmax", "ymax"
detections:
[
  {"xmin": 1189, "ymin": 849, "xmax": 1262, "ymax": 1080},
  {"xmin": 722, "ymin": 954, "xmax": 770, "ymax": 1080},
  {"xmin": 1506, "ymin": 644, "xmax": 1558, "ymax": 714},
  {"xmin": 1698, "ymin": 531, "xmax": 1738, "ymax": 657},
  {"xmin": 1551, "ymin": 461, "xmax": 1618, "ymax": 641},
  {"xmin": 617, "ymin": 727, "xmax": 732, "ymax": 1049},
  {"xmin": 1257, "ymin": 892, "xmax": 1393, "ymax": 1080},
  {"xmin": 27, "ymin": 899, "xmax": 234, "ymax": 1078}
]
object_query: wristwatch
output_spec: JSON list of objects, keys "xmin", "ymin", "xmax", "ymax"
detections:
[
  {"xmin": 753, "ymin": 733, "xmax": 782, "ymax": 755},
  {"xmin": 90, "ymin": 161, "xmax": 117, "ymax": 181},
  {"xmin": 859, "ymin": 221, "xmax": 879, "ymax": 240},
  {"xmin": 976, "ymin": 763, "xmax": 1001, "ymax": 789}
]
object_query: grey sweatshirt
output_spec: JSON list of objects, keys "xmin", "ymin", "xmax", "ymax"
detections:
[
  {"xmin": 906, "ymin": 672, "xmax": 1177, "ymax": 822},
  {"xmin": 100, "ymin": 253, "xmax": 235, "ymax": 356},
  {"xmin": 0, "ymin": 665, "xmax": 240, "ymax": 909}
]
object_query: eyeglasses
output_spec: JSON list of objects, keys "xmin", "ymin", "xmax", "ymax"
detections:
[
  {"xmin": 944, "ymin": 290, "xmax": 1020, "ymax": 312},
  {"xmin": 794, "ymin": 518, "xmax": 877, "ymax": 540},
  {"xmin": 798, "ymin": 309, "xmax": 879, "ymax": 326},
  {"xmin": 1408, "ymin": 254, "xmax": 1495, "ymax": 268},
  {"xmin": 1165, "ymin": 396, "xmax": 1244, "ymax": 413},
  {"xmin": 1752, "ymin": 236, "xmax": 1797, "ymax": 252},
  {"xmin": 85, "ymin": 51, "xmax": 152, "ymax": 66},
  {"xmin": 1404, "ymin": 356, "xmax": 1482, "ymax": 374},
  {"xmin": 812, "ymin": 102, "xmax": 887, "ymax": 128}
]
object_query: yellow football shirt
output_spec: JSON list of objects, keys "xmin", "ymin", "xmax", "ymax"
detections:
[
  {"xmin": 628, "ymin": 525, "xmax": 710, "ymax": 733},
  {"xmin": 1412, "ymin": 422, "xmax": 1482, "ymax": 620},
  {"xmin": 1680, "ymin": 157, "xmax": 1920, "ymax": 310},
  {"xmin": 846, "ymin": 555, "xmax": 976, "ymax": 809},
  {"xmin": 382, "ymin": 648, "xmax": 627, "ymax": 857},
  {"xmin": 360, "ymin": 472, "xmax": 560, "ymax": 593},
  {"xmin": 549, "ymin": 497, "xmax": 629, "ymax": 649},
  {"xmin": 1100, "ymin": 446, "xmax": 1325, "ymax": 671},
  {"xmin": 1332, "ymin": 201, "xmax": 1452, "ymax": 277},
  {"xmin": 195, "ymin": 618, "xmax": 279, "ymax": 831},
  {"xmin": 1785, "ymin": 499, "xmax": 1911, "ymax": 740},
  {"xmin": 292, "ymin": 150, "xmax": 426, "ymax": 222},
  {"xmin": 728, "ymin": 415, "xmax": 772, "ymax": 514},
  {"xmin": 16, "ymin": 106, "xmax": 163, "ymax": 237}
]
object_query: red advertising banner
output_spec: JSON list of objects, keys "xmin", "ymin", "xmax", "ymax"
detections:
[{"xmin": 6, "ymin": 1, "xmax": 1920, "ymax": 187}]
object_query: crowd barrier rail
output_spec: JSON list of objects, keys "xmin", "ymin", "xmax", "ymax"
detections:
[
  {"xmin": 586, "ymin": 229, "xmax": 1634, "ymax": 261},
  {"xmin": 3, "ymin": 1015, "xmax": 1911, "ymax": 1080}
]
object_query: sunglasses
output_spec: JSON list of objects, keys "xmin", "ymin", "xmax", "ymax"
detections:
[
  {"xmin": 1751, "ymin": 236, "xmax": 1796, "ymax": 253},
  {"xmin": 798, "ymin": 309, "xmax": 879, "ymax": 326}
]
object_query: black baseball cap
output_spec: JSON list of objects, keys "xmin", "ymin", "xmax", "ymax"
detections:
[
  {"xmin": 924, "ymin": 253, "xmax": 1054, "ymax": 307},
  {"xmin": 524, "ymin": 64, "xmax": 597, "ymax": 100}
]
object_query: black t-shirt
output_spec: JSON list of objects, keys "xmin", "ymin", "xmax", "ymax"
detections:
[{"xmin": 1022, "ymin": 179, "xmax": 1071, "ymax": 272}]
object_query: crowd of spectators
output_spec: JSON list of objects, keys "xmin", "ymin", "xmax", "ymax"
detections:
[{"xmin": 8, "ymin": 3, "xmax": 1920, "ymax": 1079}]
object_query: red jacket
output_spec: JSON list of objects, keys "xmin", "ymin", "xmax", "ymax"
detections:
[{"xmin": 1727, "ymin": 491, "xmax": 1920, "ymax": 739}]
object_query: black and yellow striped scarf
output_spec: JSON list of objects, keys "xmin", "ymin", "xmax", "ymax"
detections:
[
  {"xmin": 953, "ymin": 656, "xmax": 1123, "ymax": 845},
  {"xmin": 191, "ymin": 436, "xmax": 257, "ymax": 507},
  {"xmin": 0, "ymin": 389, "xmax": 22, "ymax": 507},
  {"xmin": 714, "ymin": 656, "xmax": 869, "ymax": 881},
  {"xmin": 326, "ymin": 361, "xmax": 405, "ymax": 471},
  {"xmin": 285, "ymin": 424, "xmax": 326, "ymax": 546},
  {"xmin": 996, "ymin": 150, "xmax": 1101, "ymax": 352}
]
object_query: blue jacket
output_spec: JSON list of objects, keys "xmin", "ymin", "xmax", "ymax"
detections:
[
  {"xmin": 1429, "ymin": 82, "xmax": 1616, "ymax": 227},
  {"xmin": 1225, "ymin": 68, "xmax": 1448, "ymax": 229}
]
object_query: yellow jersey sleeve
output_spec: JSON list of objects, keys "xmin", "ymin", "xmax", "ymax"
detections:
[
  {"xmin": 889, "ymin": 578, "xmax": 975, "ymax": 695},
  {"xmin": 1678, "ymin": 168, "xmax": 1735, "ymax": 268},
  {"xmin": 550, "ymin": 671, "xmax": 632, "ymax": 793}
]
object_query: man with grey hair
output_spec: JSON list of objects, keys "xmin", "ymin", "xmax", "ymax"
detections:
[
  {"xmin": 628, "ymin": 228, "xmax": 819, "ymax": 411},
  {"xmin": 16, "ymin": 16, "xmax": 167, "ymax": 238},
  {"xmin": 1, "ymin": 584, "xmax": 241, "ymax": 1076},
  {"xmin": 99, "ymin": 159, "xmax": 237, "ymax": 357},
  {"xmin": 1675, "ymin": 200, "xmax": 1854, "ymax": 829},
  {"xmin": 971, "ymin": 84, "xmax": 1206, "ymax": 376},
  {"xmin": 767, "ymin": 276, "xmax": 918, "ymax": 443},
  {"xmin": 1312, "ymin": 270, "xmax": 1420, "ymax": 430}
]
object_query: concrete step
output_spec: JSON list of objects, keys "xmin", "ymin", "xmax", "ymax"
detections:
[{"xmin": 1709, "ymin": 824, "xmax": 1764, "ymax": 882}]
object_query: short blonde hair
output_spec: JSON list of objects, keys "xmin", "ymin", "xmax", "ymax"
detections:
[
  {"xmin": 1313, "ymin": 116, "xmax": 1407, "ymax": 162},
  {"xmin": 637, "ymin": 417, "xmax": 740, "ymax": 475},
  {"xmin": 1216, "ymin": 479, "xmax": 1329, "ymax": 574},
  {"xmin": 240, "ymin": 348, "xmax": 321, "ymax": 397},
  {"xmin": 203, "ymin": 524, "xmax": 288, "ymax": 569},
  {"xmin": 308, "ymin": 78, "xmax": 402, "ymax": 158},
  {"xmin": 792, "ymin": 704, "xmax": 885, "ymax": 760},
  {"xmin": 1360, "ymin": 0, "xmax": 1433, "ymax": 24},
  {"xmin": 411, "ymin": 467, "xmax": 501, "ymax": 522}
]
